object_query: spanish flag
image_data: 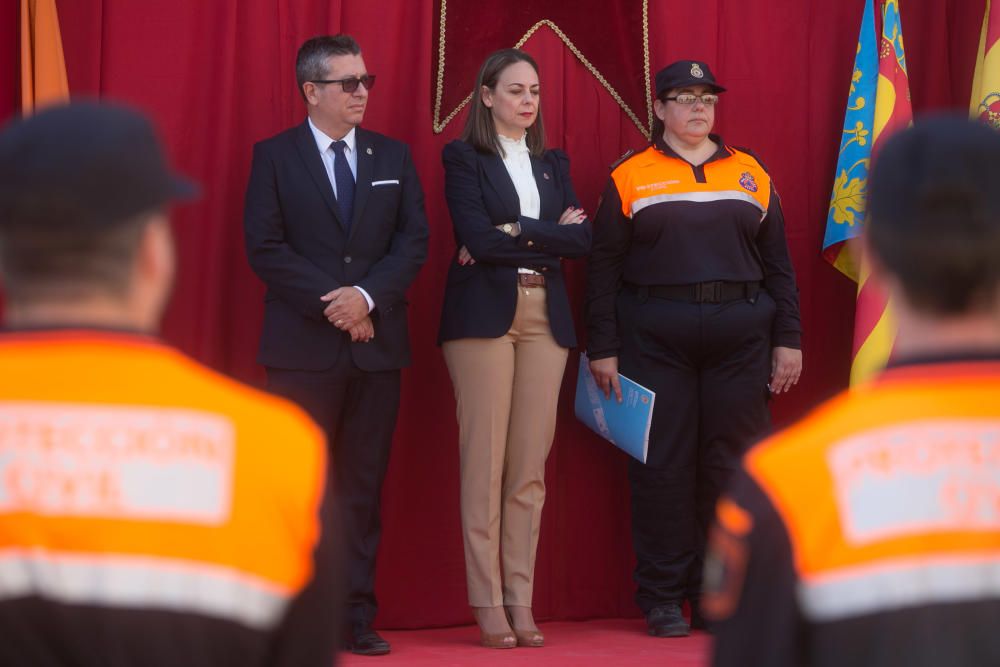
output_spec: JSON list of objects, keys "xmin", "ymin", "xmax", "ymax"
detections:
[
  {"xmin": 823, "ymin": 0, "xmax": 912, "ymax": 386},
  {"xmin": 20, "ymin": 0, "xmax": 70, "ymax": 112},
  {"xmin": 970, "ymin": 0, "xmax": 1000, "ymax": 128}
]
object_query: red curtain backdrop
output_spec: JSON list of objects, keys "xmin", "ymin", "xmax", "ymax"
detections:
[
  {"xmin": 0, "ymin": 0, "xmax": 987, "ymax": 628},
  {"xmin": 431, "ymin": 0, "xmax": 650, "ymax": 136},
  {"xmin": 0, "ymin": 1, "xmax": 14, "ymax": 114}
]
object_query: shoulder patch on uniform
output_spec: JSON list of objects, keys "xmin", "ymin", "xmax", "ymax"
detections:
[
  {"xmin": 739, "ymin": 172, "xmax": 759, "ymax": 193},
  {"xmin": 717, "ymin": 497, "xmax": 754, "ymax": 536},
  {"xmin": 701, "ymin": 502, "xmax": 751, "ymax": 622},
  {"xmin": 609, "ymin": 148, "xmax": 636, "ymax": 172},
  {"xmin": 731, "ymin": 145, "xmax": 778, "ymax": 200}
]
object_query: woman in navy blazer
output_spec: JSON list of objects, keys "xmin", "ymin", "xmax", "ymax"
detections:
[{"xmin": 438, "ymin": 48, "xmax": 591, "ymax": 649}]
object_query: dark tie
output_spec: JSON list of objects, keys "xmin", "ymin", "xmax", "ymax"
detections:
[{"xmin": 331, "ymin": 140, "xmax": 355, "ymax": 227}]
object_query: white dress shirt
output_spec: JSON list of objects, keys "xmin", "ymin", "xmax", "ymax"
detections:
[
  {"xmin": 307, "ymin": 118, "xmax": 373, "ymax": 312},
  {"xmin": 497, "ymin": 133, "xmax": 540, "ymax": 275},
  {"xmin": 308, "ymin": 118, "xmax": 358, "ymax": 197}
]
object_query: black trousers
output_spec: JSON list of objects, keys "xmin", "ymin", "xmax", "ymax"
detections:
[
  {"xmin": 267, "ymin": 351, "xmax": 401, "ymax": 629},
  {"xmin": 617, "ymin": 287, "xmax": 775, "ymax": 613}
]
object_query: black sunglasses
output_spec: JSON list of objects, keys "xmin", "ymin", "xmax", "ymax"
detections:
[{"xmin": 310, "ymin": 75, "xmax": 376, "ymax": 93}]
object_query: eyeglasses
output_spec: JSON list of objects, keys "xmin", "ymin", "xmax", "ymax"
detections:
[
  {"xmin": 663, "ymin": 93, "xmax": 719, "ymax": 106},
  {"xmin": 310, "ymin": 75, "xmax": 376, "ymax": 93}
]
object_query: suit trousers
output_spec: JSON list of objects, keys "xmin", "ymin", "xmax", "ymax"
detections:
[
  {"xmin": 442, "ymin": 286, "xmax": 569, "ymax": 608},
  {"xmin": 266, "ymin": 348, "xmax": 400, "ymax": 628},
  {"xmin": 616, "ymin": 287, "xmax": 775, "ymax": 613}
]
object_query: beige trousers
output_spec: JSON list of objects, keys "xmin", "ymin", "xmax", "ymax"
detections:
[{"xmin": 442, "ymin": 286, "xmax": 569, "ymax": 608}]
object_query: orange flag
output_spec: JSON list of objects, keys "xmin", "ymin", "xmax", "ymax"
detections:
[{"xmin": 20, "ymin": 0, "xmax": 70, "ymax": 112}]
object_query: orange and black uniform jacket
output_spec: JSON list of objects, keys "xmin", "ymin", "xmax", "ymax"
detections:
[
  {"xmin": 0, "ymin": 330, "xmax": 340, "ymax": 667},
  {"xmin": 705, "ymin": 356, "xmax": 1000, "ymax": 667},
  {"xmin": 586, "ymin": 136, "xmax": 800, "ymax": 359}
]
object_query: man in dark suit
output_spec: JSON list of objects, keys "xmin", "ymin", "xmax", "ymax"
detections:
[{"xmin": 243, "ymin": 34, "xmax": 429, "ymax": 656}]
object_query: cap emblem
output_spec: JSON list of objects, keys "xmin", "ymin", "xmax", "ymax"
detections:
[
  {"xmin": 739, "ymin": 171, "xmax": 758, "ymax": 193},
  {"xmin": 690, "ymin": 63, "xmax": 704, "ymax": 79}
]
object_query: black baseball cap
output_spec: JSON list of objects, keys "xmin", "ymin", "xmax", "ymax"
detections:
[
  {"xmin": 654, "ymin": 60, "xmax": 726, "ymax": 99},
  {"xmin": 0, "ymin": 101, "xmax": 197, "ymax": 231}
]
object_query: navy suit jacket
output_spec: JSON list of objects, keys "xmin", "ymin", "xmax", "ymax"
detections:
[
  {"xmin": 437, "ymin": 140, "xmax": 591, "ymax": 348},
  {"xmin": 244, "ymin": 121, "xmax": 429, "ymax": 371}
]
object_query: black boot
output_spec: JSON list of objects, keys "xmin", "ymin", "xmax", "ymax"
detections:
[
  {"xmin": 645, "ymin": 604, "xmax": 690, "ymax": 638},
  {"xmin": 343, "ymin": 623, "xmax": 391, "ymax": 656}
]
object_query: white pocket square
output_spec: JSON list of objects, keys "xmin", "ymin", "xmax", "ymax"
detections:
[{"xmin": 371, "ymin": 179, "xmax": 400, "ymax": 186}]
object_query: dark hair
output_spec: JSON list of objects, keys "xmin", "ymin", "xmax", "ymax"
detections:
[
  {"xmin": 296, "ymin": 34, "xmax": 362, "ymax": 101},
  {"xmin": 867, "ymin": 116, "xmax": 1000, "ymax": 315},
  {"xmin": 651, "ymin": 93, "xmax": 667, "ymax": 144},
  {"xmin": 0, "ymin": 213, "xmax": 152, "ymax": 303},
  {"xmin": 460, "ymin": 49, "xmax": 545, "ymax": 157}
]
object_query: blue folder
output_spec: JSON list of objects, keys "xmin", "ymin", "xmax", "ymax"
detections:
[{"xmin": 574, "ymin": 354, "xmax": 655, "ymax": 464}]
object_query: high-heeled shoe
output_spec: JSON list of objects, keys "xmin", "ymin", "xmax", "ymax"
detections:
[
  {"xmin": 505, "ymin": 606, "xmax": 545, "ymax": 647},
  {"xmin": 512, "ymin": 627, "xmax": 544, "ymax": 648},
  {"xmin": 473, "ymin": 607, "xmax": 516, "ymax": 649},
  {"xmin": 479, "ymin": 630, "xmax": 517, "ymax": 649}
]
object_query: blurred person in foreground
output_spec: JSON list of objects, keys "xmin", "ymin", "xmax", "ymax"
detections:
[
  {"xmin": 0, "ymin": 102, "xmax": 340, "ymax": 667},
  {"xmin": 705, "ymin": 115, "xmax": 1000, "ymax": 667}
]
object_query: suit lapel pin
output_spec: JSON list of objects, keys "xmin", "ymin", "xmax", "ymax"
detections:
[
  {"xmin": 366, "ymin": 147, "xmax": 373, "ymax": 155},
  {"xmin": 543, "ymin": 172, "xmax": 550, "ymax": 180}
]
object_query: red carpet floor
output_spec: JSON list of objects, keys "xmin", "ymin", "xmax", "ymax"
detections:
[{"xmin": 341, "ymin": 619, "xmax": 710, "ymax": 666}]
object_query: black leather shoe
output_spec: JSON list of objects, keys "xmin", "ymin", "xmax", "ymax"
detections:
[
  {"xmin": 344, "ymin": 627, "xmax": 391, "ymax": 656},
  {"xmin": 646, "ymin": 604, "xmax": 690, "ymax": 638}
]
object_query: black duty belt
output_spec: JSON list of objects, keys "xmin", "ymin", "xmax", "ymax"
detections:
[{"xmin": 625, "ymin": 281, "xmax": 760, "ymax": 304}]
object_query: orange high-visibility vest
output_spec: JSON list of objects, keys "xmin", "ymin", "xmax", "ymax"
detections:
[
  {"xmin": 0, "ymin": 330, "xmax": 327, "ymax": 631},
  {"xmin": 611, "ymin": 144, "xmax": 772, "ymax": 221},
  {"xmin": 708, "ymin": 359, "xmax": 1000, "ymax": 667}
]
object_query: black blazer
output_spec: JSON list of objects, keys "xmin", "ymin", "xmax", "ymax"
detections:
[
  {"xmin": 244, "ymin": 121, "xmax": 429, "ymax": 371},
  {"xmin": 437, "ymin": 140, "xmax": 591, "ymax": 348}
]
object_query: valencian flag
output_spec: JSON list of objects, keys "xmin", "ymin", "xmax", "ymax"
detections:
[
  {"xmin": 20, "ymin": 0, "xmax": 70, "ymax": 112},
  {"xmin": 823, "ymin": 0, "xmax": 912, "ymax": 385},
  {"xmin": 970, "ymin": 0, "xmax": 1000, "ymax": 128}
]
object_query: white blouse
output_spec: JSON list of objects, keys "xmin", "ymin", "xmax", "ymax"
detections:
[
  {"xmin": 498, "ymin": 133, "xmax": 541, "ymax": 275},
  {"xmin": 498, "ymin": 133, "xmax": 540, "ymax": 218}
]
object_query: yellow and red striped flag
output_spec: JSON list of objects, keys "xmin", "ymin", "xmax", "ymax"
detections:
[
  {"xmin": 19, "ymin": 0, "xmax": 70, "ymax": 112},
  {"xmin": 970, "ymin": 0, "xmax": 1000, "ymax": 128},
  {"xmin": 824, "ymin": 0, "xmax": 913, "ymax": 386},
  {"xmin": 849, "ymin": 0, "xmax": 912, "ymax": 385}
]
